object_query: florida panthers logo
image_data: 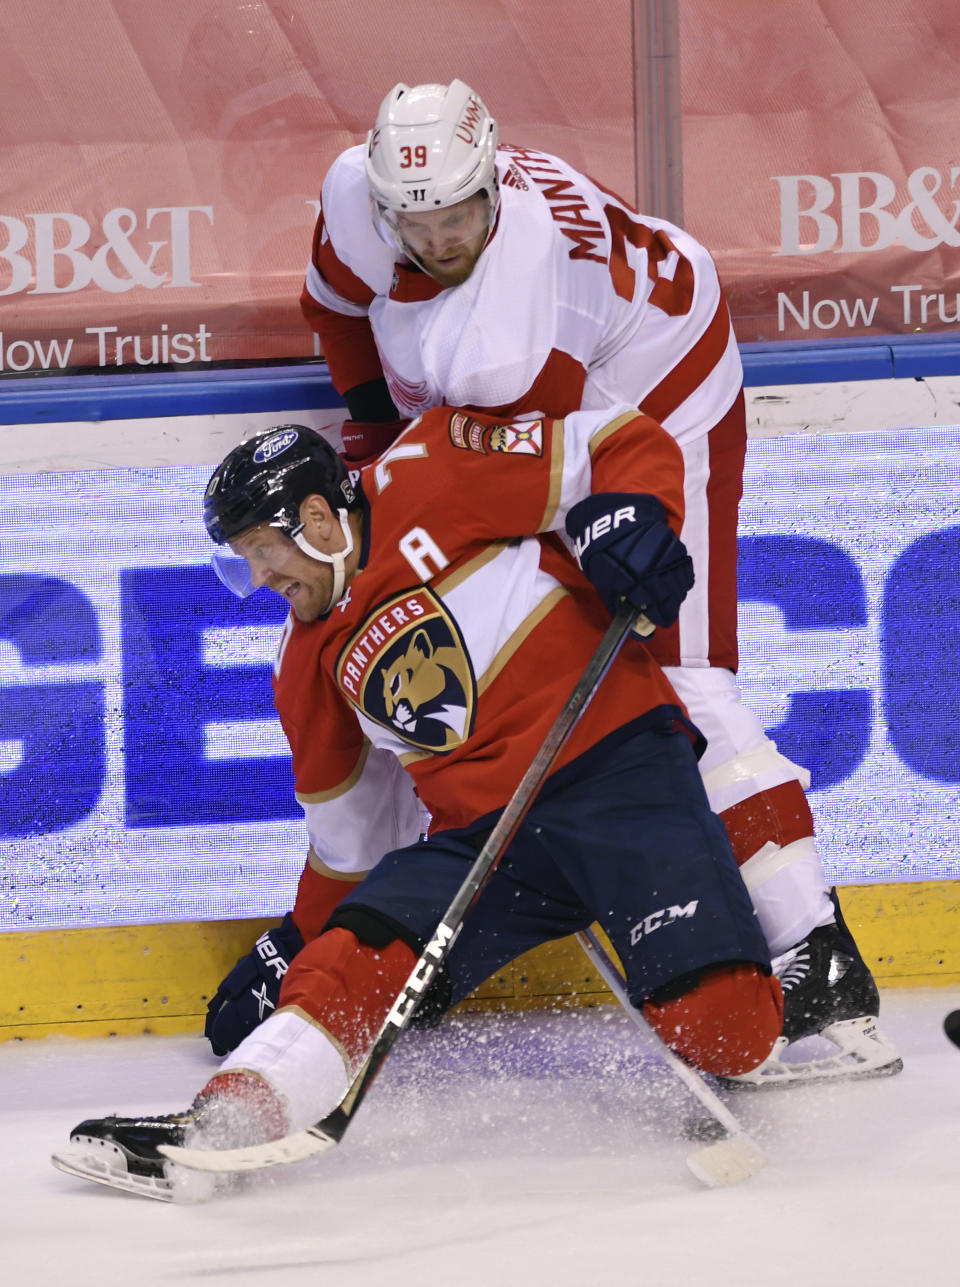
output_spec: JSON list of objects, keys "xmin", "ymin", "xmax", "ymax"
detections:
[{"xmin": 336, "ymin": 588, "xmax": 476, "ymax": 752}]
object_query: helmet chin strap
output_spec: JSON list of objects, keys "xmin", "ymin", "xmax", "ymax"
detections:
[{"xmin": 291, "ymin": 508, "xmax": 354, "ymax": 614}]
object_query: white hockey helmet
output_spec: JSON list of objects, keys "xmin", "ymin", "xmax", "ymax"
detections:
[{"xmin": 365, "ymin": 79, "xmax": 500, "ymax": 252}]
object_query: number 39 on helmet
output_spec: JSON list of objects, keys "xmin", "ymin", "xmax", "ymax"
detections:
[{"xmin": 365, "ymin": 79, "xmax": 500, "ymax": 251}]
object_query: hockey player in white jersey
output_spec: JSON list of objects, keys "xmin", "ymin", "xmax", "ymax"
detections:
[{"xmin": 261, "ymin": 79, "xmax": 898, "ymax": 1086}]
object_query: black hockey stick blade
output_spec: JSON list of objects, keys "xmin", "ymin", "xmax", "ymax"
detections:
[
  {"xmin": 944, "ymin": 1010, "xmax": 960, "ymax": 1049},
  {"xmin": 161, "ymin": 603, "xmax": 642, "ymax": 1175}
]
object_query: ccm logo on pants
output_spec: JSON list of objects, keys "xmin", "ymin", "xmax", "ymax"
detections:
[{"xmin": 629, "ymin": 900, "xmax": 699, "ymax": 946}]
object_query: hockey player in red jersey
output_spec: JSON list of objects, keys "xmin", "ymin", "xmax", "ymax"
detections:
[
  {"xmin": 52, "ymin": 411, "xmax": 783, "ymax": 1199},
  {"xmin": 292, "ymin": 78, "xmax": 900, "ymax": 1085}
]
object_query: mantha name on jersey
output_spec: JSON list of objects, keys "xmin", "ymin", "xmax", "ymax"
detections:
[
  {"xmin": 273, "ymin": 404, "xmax": 696, "ymax": 895},
  {"xmin": 300, "ymin": 144, "xmax": 741, "ymax": 437}
]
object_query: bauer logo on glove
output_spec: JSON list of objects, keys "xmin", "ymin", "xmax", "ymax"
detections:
[
  {"xmin": 204, "ymin": 912, "xmax": 305, "ymax": 1057},
  {"xmin": 565, "ymin": 491, "xmax": 694, "ymax": 628},
  {"xmin": 573, "ymin": 502, "xmax": 642, "ymax": 555}
]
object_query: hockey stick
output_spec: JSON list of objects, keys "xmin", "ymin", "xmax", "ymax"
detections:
[
  {"xmin": 575, "ymin": 927, "xmax": 766, "ymax": 1187},
  {"xmin": 162, "ymin": 602, "xmax": 645, "ymax": 1175}
]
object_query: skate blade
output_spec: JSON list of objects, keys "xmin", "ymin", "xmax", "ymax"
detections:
[
  {"xmin": 719, "ymin": 1018, "xmax": 904, "ymax": 1090},
  {"xmin": 686, "ymin": 1134, "xmax": 766, "ymax": 1188},
  {"xmin": 51, "ymin": 1145, "xmax": 175, "ymax": 1202},
  {"xmin": 51, "ymin": 1137, "xmax": 225, "ymax": 1204}
]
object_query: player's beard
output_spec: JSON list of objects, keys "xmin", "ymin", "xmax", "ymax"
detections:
[{"xmin": 416, "ymin": 242, "xmax": 483, "ymax": 287}]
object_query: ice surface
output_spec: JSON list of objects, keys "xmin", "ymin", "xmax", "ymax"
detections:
[{"xmin": 3, "ymin": 989, "xmax": 957, "ymax": 1287}]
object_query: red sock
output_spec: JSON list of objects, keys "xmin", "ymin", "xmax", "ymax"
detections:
[
  {"xmin": 194, "ymin": 1070, "xmax": 288, "ymax": 1139},
  {"xmin": 643, "ymin": 963, "xmax": 783, "ymax": 1077},
  {"xmin": 278, "ymin": 927, "xmax": 416, "ymax": 1065}
]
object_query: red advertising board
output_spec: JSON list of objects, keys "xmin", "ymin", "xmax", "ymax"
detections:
[{"xmin": 1, "ymin": 0, "xmax": 957, "ymax": 373}]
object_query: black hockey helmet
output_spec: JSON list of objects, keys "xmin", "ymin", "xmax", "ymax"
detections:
[{"xmin": 203, "ymin": 424, "xmax": 358, "ymax": 546}]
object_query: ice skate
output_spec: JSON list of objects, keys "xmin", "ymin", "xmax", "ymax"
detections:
[
  {"xmin": 50, "ymin": 1072, "xmax": 287, "ymax": 1201},
  {"xmin": 721, "ymin": 895, "xmax": 902, "ymax": 1089}
]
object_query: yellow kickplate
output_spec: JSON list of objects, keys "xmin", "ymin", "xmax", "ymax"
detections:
[
  {"xmin": 2, "ymin": 881, "xmax": 959, "ymax": 1041},
  {"xmin": 0, "ymin": 919, "xmax": 275, "ymax": 1039}
]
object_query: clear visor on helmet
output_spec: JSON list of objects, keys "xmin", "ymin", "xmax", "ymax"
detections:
[
  {"xmin": 212, "ymin": 552, "xmax": 257, "ymax": 599},
  {"xmin": 376, "ymin": 189, "xmax": 497, "ymax": 264},
  {"xmin": 210, "ymin": 525, "xmax": 304, "ymax": 600},
  {"xmin": 210, "ymin": 511, "xmax": 355, "ymax": 612}
]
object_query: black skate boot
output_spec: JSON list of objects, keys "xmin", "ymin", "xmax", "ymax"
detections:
[
  {"xmin": 722, "ymin": 890, "xmax": 903, "ymax": 1088},
  {"xmin": 50, "ymin": 1071, "xmax": 287, "ymax": 1201},
  {"xmin": 51, "ymin": 1108, "xmax": 201, "ymax": 1201}
]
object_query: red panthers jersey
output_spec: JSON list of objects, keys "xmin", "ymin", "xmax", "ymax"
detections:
[{"xmin": 272, "ymin": 403, "xmax": 691, "ymax": 892}]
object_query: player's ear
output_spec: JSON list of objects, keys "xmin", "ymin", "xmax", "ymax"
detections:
[{"xmin": 299, "ymin": 493, "xmax": 335, "ymax": 540}]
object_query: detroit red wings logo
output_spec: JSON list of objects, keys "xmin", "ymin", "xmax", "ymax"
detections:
[
  {"xmin": 379, "ymin": 354, "xmax": 432, "ymax": 415},
  {"xmin": 336, "ymin": 588, "xmax": 477, "ymax": 753}
]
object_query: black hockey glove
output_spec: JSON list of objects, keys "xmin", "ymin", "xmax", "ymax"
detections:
[
  {"xmin": 565, "ymin": 492, "xmax": 694, "ymax": 628},
  {"xmin": 204, "ymin": 912, "xmax": 305, "ymax": 1057}
]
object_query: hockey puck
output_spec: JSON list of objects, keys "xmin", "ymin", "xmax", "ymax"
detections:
[
  {"xmin": 943, "ymin": 1010, "xmax": 960, "ymax": 1049},
  {"xmin": 681, "ymin": 1115, "xmax": 728, "ymax": 1143}
]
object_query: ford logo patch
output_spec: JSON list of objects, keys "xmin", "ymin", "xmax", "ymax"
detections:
[{"xmin": 253, "ymin": 428, "xmax": 299, "ymax": 464}]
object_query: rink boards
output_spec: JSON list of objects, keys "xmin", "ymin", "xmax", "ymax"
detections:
[{"xmin": 2, "ymin": 880, "xmax": 960, "ymax": 1041}]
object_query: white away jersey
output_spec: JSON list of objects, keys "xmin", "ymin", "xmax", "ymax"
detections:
[{"xmin": 303, "ymin": 144, "xmax": 742, "ymax": 447}]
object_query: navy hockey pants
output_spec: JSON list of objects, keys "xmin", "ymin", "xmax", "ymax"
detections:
[{"xmin": 331, "ymin": 722, "xmax": 771, "ymax": 1007}]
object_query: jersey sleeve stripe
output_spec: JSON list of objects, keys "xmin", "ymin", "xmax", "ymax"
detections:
[
  {"xmin": 304, "ymin": 259, "xmax": 373, "ymax": 315},
  {"xmin": 586, "ymin": 410, "xmax": 645, "ymax": 457},
  {"xmin": 306, "ymin": 846, "xmax": 370, "ymax": 880},
  {"xmin": 640, "ymin": 296, "xmax": 732, "ymax": 424},
  {"xmin": 538, "ymin": 418, "xmax": 566, "ymax": 531}
]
